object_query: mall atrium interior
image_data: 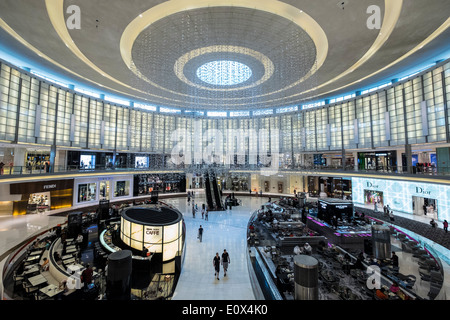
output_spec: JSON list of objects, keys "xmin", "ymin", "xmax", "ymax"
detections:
[{"xmin": 0, "ymin": 0, "xmax": 449, "ymax": 305}]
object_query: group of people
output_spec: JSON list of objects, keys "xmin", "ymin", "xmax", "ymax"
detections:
[
  {"xmin": 188, "ymin": 191, "xmax": 210, "ymax": 220},
  {"xmin": 430, "ymin": 218, "xmax": 448, "ymax": 232},
  {"xmin": 213, "ymin": 250, "xmax": 230, "ymax": 280},
  {"xmin": 293, "ymin": 242, "xmax": 312, "ymax": 255},
  {"xmin": 382, "ymin": 204, "xmax": 395, "ymax": 221},
  {"xmin": 375, "ymin": 281, "xmax": 408, "ymax": 300},
  {"xmin": 191, "ymin": 202, "xmax": 208, "ymax": 220}
]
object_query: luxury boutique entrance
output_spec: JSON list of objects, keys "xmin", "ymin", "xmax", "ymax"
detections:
[{"xmin": 412, "ymin": 196, "xmax": 438, "ymax": 220}]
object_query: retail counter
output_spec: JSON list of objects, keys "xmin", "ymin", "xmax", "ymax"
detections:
[{"xmin": 306, "ymin": 216, "xmax": 371, "ymax": 250}]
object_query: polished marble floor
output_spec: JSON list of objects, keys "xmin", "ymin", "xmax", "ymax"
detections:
[
  {"xmin": 167, "ymin": 191, "xmax": 264, "ymax": 300},
  {"xmin": 0, "ymin": 191, "xmax": 449, "ymax": 300}
]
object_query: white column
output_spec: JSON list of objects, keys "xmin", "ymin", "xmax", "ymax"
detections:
[
  {"xmin": 13, "ymin": 147, "xmax": 26, "ymax": 167},
  {"xmin": 396, "ymin": 149, "xmax": 403, "ymax": 172}
]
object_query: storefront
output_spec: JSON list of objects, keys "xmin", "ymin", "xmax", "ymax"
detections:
[
  {"xmin": 26, "ymin": 151, "xmax": 50, "ymax": 168},
  {"xmin": 189, "ymin": 173, "xmax": 203, "ymax": 189},
  {"xmin": 9, "ymin": 179, "xmax": 74, "ymax": 215},
  {"xmin": 133, "ymin": 173, "xmax": 186, "ymax": 197},
  {"xmin": 73, "ymin": 175, "xmax": 134, "ymax": 206},
  {"xmin": 307, "ymin": 176, "xmax": 352, "ymax": 198},
  {"xmin": 67, "ymin": 151, "xmax": 131, "ymax": 169},
  {"xmin": 352, "ymin": 177, "xmax": 450, "ymax": 222},
  {"xmin": 357, "ymin": 151, "xmax": 397, "ymax": 172},
  {"xmin": 317, "ymin": 198, "xmax": 353, "ymax": 224},
  {"xmin": 220, "ymin": 174, "xmax": 250, "ymax": 192},
  {"xmin": 412, "ymin": 195, "xmax": 438, "ymax": 220}
]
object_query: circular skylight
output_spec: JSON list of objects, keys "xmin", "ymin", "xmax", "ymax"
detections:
[{"xmin": 196, "ymin": 60, "xmax": 252, "ymax": 86}]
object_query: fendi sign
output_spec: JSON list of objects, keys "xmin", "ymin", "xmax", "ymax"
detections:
[{"xmin": 10, "ymin": 179, "xmax": 74, "ymax": 194}]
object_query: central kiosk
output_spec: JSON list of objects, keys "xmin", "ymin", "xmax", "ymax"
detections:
[{"xmin": 100, "ymin": 203, "xmax": 185, "ymax": 299}]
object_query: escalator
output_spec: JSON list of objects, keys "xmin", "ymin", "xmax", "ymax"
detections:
[
  {"xmin": 203, "ymin": 170, "xmax": 224, "ymax": 211},
  {"xmin": 210, "ymin": 170, "xmax": 224, "ymax": 211},
  {"xmin": 204, "ymin": 172, "xmax": 214, "ymax": 211}
]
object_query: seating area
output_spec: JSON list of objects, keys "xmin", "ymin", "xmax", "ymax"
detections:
[
  {"xmin": 391, "ymin": 226, "xmax": 444, "ymax": 299},
  {"xmin": 10, "ymin": 231, "xmax": 65, "ymax": 300},
  {"xmin": 246, "ymin": 199, "xmax": 449, "ymax": 301},
  {"xmin": 7, "ymin": 225, "xmax": 105, "ymax": 300}
]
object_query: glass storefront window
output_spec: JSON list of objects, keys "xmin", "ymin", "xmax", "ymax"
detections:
[
  {"xmin": 27, "ymin": 192, "xmax": 51, "ymax": 213},
  {"xmin": 99, "ymin": 181, "xmax": 110, "ymax": 200},
  {"xmin": 78, "ymin": 183, "xmax": 96, "ymax": 202},
  {"xmin": 115, "ymin": 180, "xmax": 130, "ymax": 197}
]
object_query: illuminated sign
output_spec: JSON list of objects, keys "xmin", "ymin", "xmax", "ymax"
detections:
[
  {"xmin": 121, "ymin": 216, "xmax": 182, "ymax": 261},
  {"xmin": 366, "ymin": 182, "xmax": 379, "ymax": 189},
  {"xmin": 145, "ymin": 227, "xmax": 160, "ymax": 236},
  {"xmin": 352, "ymin": 177, "xmax": 450, "ymax": 222},
  {"xmin": 415, "ymin": 187, "xmax": 431, "ymax": 195}
]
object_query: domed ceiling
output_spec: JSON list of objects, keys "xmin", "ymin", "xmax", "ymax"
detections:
[{"xmin": 0, "ymin": 0, "xmax": 448, "ymax": 111}]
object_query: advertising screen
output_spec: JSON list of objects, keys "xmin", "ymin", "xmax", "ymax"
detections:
[
  {"xmin": 135, "ymin": 156, "xmax": 149, "ymax": 168},
  {"xmin": 80, "ymin": 154, "xmax": 96, "ymax": 169}
]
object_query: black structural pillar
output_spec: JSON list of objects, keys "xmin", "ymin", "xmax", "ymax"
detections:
[{"xmin": 106, "ymin": 250, "xmax": 133, "ymax": 300}]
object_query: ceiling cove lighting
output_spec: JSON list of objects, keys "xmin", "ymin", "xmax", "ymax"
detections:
[{"xmin": 196, "ymin": 60, "xmax": 252, "ymax": 86}]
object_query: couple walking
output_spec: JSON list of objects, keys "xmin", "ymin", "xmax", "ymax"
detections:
[{"xmin": 213, "ymin": 250, "xmax": 230, "ymax": 280}]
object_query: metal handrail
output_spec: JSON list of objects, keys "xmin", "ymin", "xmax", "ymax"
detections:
[{"xmin": 1, "ymin": 163, "xmax": 449, "ymax": 179}]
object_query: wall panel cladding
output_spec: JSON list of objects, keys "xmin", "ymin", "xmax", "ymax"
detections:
[{"xmin": 0, "ymin": 61, "xmax": 448, "ymax": 161}]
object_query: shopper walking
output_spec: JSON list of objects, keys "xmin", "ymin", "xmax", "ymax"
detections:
[
  {"xmin": 443, "ymin": 220, "xmax": 448, "ymax": 233},
  {"xmin": 198, "ymin": 225, "xmax": 203, "ymax": 242},
  {"xmin": 430, "ymin": 218, "xmax": 437, "ymax": 228},
  {"xmin": 205, "ymin": 208, "xmax": 209, "ymax": 221},
  {"xmin": 222, "ymin": 249, "xmax": 230, "ymax": 277},
  {"xmin": 213, "ymin": 253, "xmax": 221, "ymax": 280},
  {"xmin": 389, "ymin": 210, "xmax": 394, "ymax": 221}
]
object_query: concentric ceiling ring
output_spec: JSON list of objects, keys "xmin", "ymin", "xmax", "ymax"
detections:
[
  {"xmin": 35, "ymin": 0, "xmax": 447, "ymax": 111},
  {"xmin": 173, "ymin": 45, "xmax": 274, "ymax": 92},
  {"xmin": 120, "ymin": 0, "xmax": 329, "ymax": 105}
]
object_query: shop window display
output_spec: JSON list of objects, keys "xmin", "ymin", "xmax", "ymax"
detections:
[
  {"xmin": 27, "ymin": 192, "xmax": 50, "ymax": 213},
  {"xmin": 115, "ymin": 180, "xmax": 130, "ymax": 197},
  {"xmin": 78, "ymin": 183, "xmax": 97, "ymax": 202}
]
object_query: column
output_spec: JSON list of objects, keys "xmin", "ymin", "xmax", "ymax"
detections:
[
  {"xmin": 353, "ymin": 151, "xmax": 358, "ymax": 171},
  {"xmin": 106, "ymin": 250, "xmax": 133, "ymax": 300},
  {"xmin": 395, "ymin": 149, "xmax": 403, "ymax": 173},
  {"xmin": 294, "ymin": 255, "xmax": 319, "ymax": 300},
  {"xmin": 49, "ymin": 145, "xmax": 56, "ymax": 173},
  {"xmin": 54, "ymin": 149, "xmax": 67, "ymax": 172},
  {"xmin": 13, "ymin": 147, "xmax": 26, "ymax": 167},
  {"xmin": 405, "ymin": 144, "xmax": 413, "ymax": 174},
  {"xmin": 371, "ymin": 225, "xmax": 391, "ymax": 260}
]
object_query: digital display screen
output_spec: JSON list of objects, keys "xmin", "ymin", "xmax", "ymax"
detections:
[
  {"xmin": 80, "ymin": 154, "xmax": 96, "ymax": 169},
  {"xmin": 135, "ymin": 156, "xmax": 149, "ymax": 168}
]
